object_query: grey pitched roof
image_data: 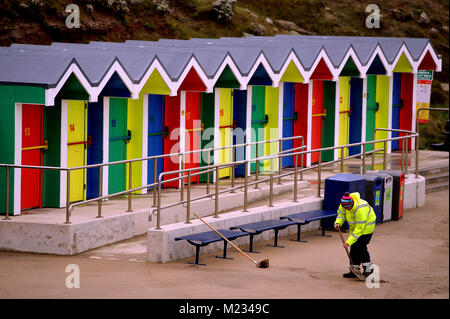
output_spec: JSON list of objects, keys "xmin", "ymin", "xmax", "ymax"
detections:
[{"xmin": 0, "ymin": 35, "xmax": 439, "ymax": 91}]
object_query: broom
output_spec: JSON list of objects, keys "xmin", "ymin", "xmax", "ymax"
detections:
[
  {"xmin": 193, "ymin": 213, "xmax": 269, "ymax": 268},
  {"xmin": 337, "ymin": 227, "xmax": 366, "ymax": 281}
]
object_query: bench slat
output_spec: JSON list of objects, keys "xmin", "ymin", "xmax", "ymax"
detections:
[
  {"xmin": 175, "ymin": 229, "xmax": 249, "ymax": 245},
  {"xmin": 280, "ymin": 210, "xmax": 337, "ymax": 224},
  {"xmin": 229, "ymin": 219, "xmax": 296, "ymax": 233}
]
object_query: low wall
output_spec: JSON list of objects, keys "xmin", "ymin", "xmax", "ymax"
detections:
[
  {"xmin": 147, "ymin": 196, "xmax": 324, "ymax": 263},
  {"xmin": 404, "ymin": 174, "xmax": 426, "ymax": 209},
  {"xmin": 0, "ymin": 180, "xmax": 304, "ymax": 255},
  {"xmin": 147, "ymin": 174, "xmax": 427, "ymax": 263}
]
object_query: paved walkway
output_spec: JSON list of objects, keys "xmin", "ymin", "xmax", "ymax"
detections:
[{"xmin": 0, "ymin": 188, "xmax": 447, "ymax": 300}]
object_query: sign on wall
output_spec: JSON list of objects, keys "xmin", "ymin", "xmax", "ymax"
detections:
[{"xmin": 416, "ymin": 70, "xmax": 433, "ymax": 124}]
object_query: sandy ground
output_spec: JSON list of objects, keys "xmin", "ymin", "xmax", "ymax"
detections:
[{"xmin": 0, "ymin": 189, "xmax": 448, "ymax": 301}]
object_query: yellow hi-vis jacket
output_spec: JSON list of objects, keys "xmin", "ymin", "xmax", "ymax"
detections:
[{"xmin": 334, "ymin": 192, "xmax": 376, "ymax": 246}]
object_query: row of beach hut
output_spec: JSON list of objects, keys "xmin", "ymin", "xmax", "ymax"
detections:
[{"xmin": 0, "ymin": 35, "xmax": 441, "ymax": 215}]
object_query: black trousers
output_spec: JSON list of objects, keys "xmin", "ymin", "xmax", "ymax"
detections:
[{"xmin": 349, "ymin": 233, "xmax": 373, "ymax": 266}]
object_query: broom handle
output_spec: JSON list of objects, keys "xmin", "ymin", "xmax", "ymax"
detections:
[
  {"xmin": 193, "ymin": 213, "xmax": 257, "ymax": 264},
  {"xmin": 337, "ymin": 228, "xmax": 353, "ymax": 263}
]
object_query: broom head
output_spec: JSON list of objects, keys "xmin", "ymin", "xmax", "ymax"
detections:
[{"xmin": 257, "ymin": 259, "xmax": 270, "ymax": 268}]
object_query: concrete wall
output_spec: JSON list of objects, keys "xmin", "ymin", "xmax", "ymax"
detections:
[
  {"xmin": 404, "ymin": 174, "xmax": 426, "ymax": 210},
  {"xmin": 0, "ymin": 180, "xmax": 304, "ymax": 255},
  {"xmin": 0, "ymin": 174, "xmax": 427, "ymax": 256},
  {"xmin": 147, "ymin": 174, "xmax": 428, "ymax": 263},
  {"xmin": 147, "ymin": 196, "xmax": 323, "ymax": 263}
]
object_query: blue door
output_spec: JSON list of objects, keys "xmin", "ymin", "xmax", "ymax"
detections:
[
  {"xmin": 233, "ymin": 90, "xmax": 247, "ymax": 177},
  {"xmin": 86, "ymin": 99, "xmax": 103, "ymax": 199},
  {"xmin": 282, "ymin": 82, "xmax": 295, "ymax": 167},
  {"xmin": 349, "ymin": 78, "xmax": 363, "ymax": 156},
  {"xmin": 391, "ymin": 73, "xmax": 402, "ymax": 150},
  {"xmin": 147, "ymin": 94, "xmax": 165, "ymax": 188}
]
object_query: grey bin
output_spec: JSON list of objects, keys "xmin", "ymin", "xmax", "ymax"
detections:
[{"xmin": 365, "ymin": 171, "xmax": 393, "ymax": 222}]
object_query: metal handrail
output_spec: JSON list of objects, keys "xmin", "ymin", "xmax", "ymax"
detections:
[
  {"xmin": 152, "ymin": 131, "xmax": 419, "ymax": 229},
  {"xmin": 1, "ymin": 133, "xmax": 305, "ymax": 223},
  {"xmin": 3, "ymin": 130, "xmax": 423, "ymax": 227},
  {"xmin": 415, "ymin": 107, "xmax": 449, "ymax": 178}
]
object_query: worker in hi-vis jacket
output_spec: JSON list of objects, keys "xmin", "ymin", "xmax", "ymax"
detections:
[{"xmin": 334, "ymin": 192, "xmax": 376, "ymax": 278}]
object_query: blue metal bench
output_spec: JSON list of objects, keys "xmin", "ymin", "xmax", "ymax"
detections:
[
  {"xmin": 229, "ymin": 219, "xmax": 296, "ymax": 253},
  {"xmin": 280, "ymin": 209, "xmax": 338, "ymax": 242},
  {"xmin": 174, "ymin": 229, "xmax": 249, "ymax": 266}
]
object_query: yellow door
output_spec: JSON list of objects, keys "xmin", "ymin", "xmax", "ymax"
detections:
[
  {"xmin": 339, "ymin": 77, "xmax": 350, "ymax": 158},
  {"xmin": 264, "ymin": 87, "xmax": 279, "ymax": 172},
  {"xmin": 67, "ymin": 100, "xmax": 87, "ymax": 202},
  {"xmin": 219, "ymin": 89, "xmax": 233, "ymax": 178}
]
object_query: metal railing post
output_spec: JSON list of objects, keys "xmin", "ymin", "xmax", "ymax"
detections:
[
  {"xmin": 362, "ymin": 144, "xmax": 366, "ymax": 174},
  {"xmin": 255, "ymin": 143, "xmax": 259, "ymax": 189},
  {"xmin": 269, "ymin": 158, "xmax": 274, "ymax": 207},
  {"xmin": 243, "ymin": 161, "xmax": 248, "ymax": 212},
  {"xmin": 317, "ymin": 150, "xmax": 322, "ymax": 198},
  {"xmin": 277, "ymin": 140, "xmax": 282, "ymax": 185},
  {"xmin": 383, "ymin": 141, "xmax": 387, "ymax": 170},
  {"xmin": 371, "ymin": 141, "xmax": 375, "ymax": 171},
  {"xmin": 293, "ymin": 154, "xmax": 298, "ymax": 202},
  {"xmin": 127, "ymin": 162, "xmax": 133, "ymax": 212},
  {"xmin": 4, "ymin": 166, "xmax": 10, "ymax": 220},
  {"xmin": 206, "ymin": 152, "xmax": 210, "ymax": 195},
  {"xmin": 214, "ymin": 166, "xmax": 219, "ymax": 218},
  {"xmin": 180, "ymin": 154, "xmax": 184, "ymax": 201},
  {"xmin": 186, "ymin": 170, "xmax": 191, "ymax": 224},
  {"xmin": 231, "ymin": 146, "xmax": 236, "ymax": 193},
  {"xmin": 401, "ymin": 138, "xmax": 405, "ymax": 174},
  {"xmin": 156, "ymin": 179, "xmax": 162, "ymax": 230},
  {"xmin": 415, "ymin": 135, "xmax": 419, "ymax": 179},
  {"xmin": 153, "ymin": 158, "xmax": 157, "ymax": 207},
  {"xmin": 404, "ymin": 138, "xmax": 408, "ymax": 174},
  {"xmin": 65, "ymin": 169, "xmax": 71, "ymax": 224},
  {"xmin": 300, "ymin": 150, "xmax": 304, "ymax": 181},
  {"xmin": 97, "ymin": 166, "xmax": 103, "ymax": 218},
  {"xmin": 340, "ymin": 147, "xmax": 344, "ymax": 172}
]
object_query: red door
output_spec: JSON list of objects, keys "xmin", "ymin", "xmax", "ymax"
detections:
[
  {"xmin": 399, "ymin": 73, "xmax": 413, "ymax": 150},
  {"xmin": 185, "ymin": 92, "xmax": 201, "ymax": 184},
  {"xmin": 311, "ymin": 81, "xmax": 324, "ymax": 163},
  {"xmin": 21, "ymin": 104, "xmax": 44, "ymax": 210},
  {"xmin": 294, "ymin": 83, "xmax": 308, "ymax": 167},
  {"xmin": 163, "ymin": 95, "xmax": 181, "ymax": 188}
]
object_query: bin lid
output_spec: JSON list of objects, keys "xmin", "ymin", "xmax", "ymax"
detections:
[
  {"xmin": 360, "ymin": 174, "xmax": 383, "ymax": 182},
  {"xmin": 365, "ymin": 171, "xmax": 394, "ymax": 183},
  {"xmin": 326, "ymin": 173, "xmax": 366, "ymax": 182},
  {"xmin": 379, "ymin": 170, "xmax": 404, "ymax": 178}
]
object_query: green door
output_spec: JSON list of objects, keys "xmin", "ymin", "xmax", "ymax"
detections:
[
  {"xmin": 251, "ymin": 86, "xmax": 265, "ymax": 173},
  {"xmin": 322, "ymin": 81, "xmax": 336, "ymax": 162},
  {"xmin": 200, "ymin": 92, "xmax": 215, "ymax": 183},
  {"xmin": 109, "ymin": 98, "xmax": 128, "ymax": 194},
  {"xmin": 366, "ymin": 76, "xmax": 377, "ymax": 152}
]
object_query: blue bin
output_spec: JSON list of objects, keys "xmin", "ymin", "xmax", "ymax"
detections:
[
  {"xmin": 360, "ymin": 174, "xmax": 383, "ymax": 224},
  {"xmin": 323, "ymin": 173, "xmax": 366, "ymax": 230}
]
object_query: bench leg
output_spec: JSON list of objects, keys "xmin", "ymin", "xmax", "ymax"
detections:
[
  {"xmin": 290, "ymin": 224, "xmax": 307, "ymax": 243},
  {"xmin": 315, "ymin": 221, "xmax": 332, "ymax": 237},
  {"xmin": 244, "ymin": 234, "xmax": 260, "ymax": 253},
  {"xmin": 216, "ymin": 241, "xmax": 233, "ymax": 260},
  {"xmin": 267, "ymin": 229, "xmax": 284, "ymax": 248},
  {"xmin": 188, "ymin": 246, "xmax": 206, "ymax": 266}
]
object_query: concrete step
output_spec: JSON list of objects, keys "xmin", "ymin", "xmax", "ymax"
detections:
[
  {"xmin": 424, "ymin": 171, "xmax": 449, "ymax": 185},
  {"xmin": 418, "ymin": 164, "xmax": 449, "ymax": 176},
  {"xmin": 426, "ymin": 181, "xmax": 450, "ymax": 193},
  {"xmin": 418, "ymin": 163, "xmax": 449, "ymax": 192}
]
